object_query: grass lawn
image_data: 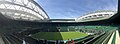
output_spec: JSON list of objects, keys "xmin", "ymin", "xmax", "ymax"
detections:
[{"xmin": 31, "ymin": 32, "xmax": 88, "ymax": 40}]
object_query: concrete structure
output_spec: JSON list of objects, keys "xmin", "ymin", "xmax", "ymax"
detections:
[
  {"xmin": 0, "ymin": 0, "xmax": 49, "ymax": 22},
  {"xmin": 75, "ymin": 10, "xmax": 117, "ymax": 22},
  {"xmin": 49, "ymin": 19, "xmax": 75, "ymax": 22}
]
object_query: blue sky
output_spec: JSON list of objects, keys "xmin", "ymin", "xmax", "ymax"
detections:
[{"xmin": 35, "ymin": 0, "xmax": 118, "ymax": 19}]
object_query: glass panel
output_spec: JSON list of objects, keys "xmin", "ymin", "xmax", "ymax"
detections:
[
  {"xmin": 14, "ymin": 13, "xmax": 20, "ymax": 15},
  {"xmin": 0, "ymin": 4, "xmax": 5, "ymax": 8}
]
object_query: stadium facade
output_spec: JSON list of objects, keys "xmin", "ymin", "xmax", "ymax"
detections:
[
  {"xmin": 75, "ymin": 10, "xmax": 117, "ymax": 22},
  {"xmin": 0, "ymin": 0, "xmax": 49, "ymax": 22},
  {"xmin": 0, "ymin": 0, "xmax": 119, "ymax": 44}
]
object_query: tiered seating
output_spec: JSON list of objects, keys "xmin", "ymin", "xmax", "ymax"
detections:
[
  {"xmin": 57, "ymin": 26, "xmax": 68, "ymax": 32},
  {"xmin": 48, "ymin": 26, "xmax": 58, "ymax": 32},
  {"xmin": 68, "ymin": 26, "xmax": 76, "ymax": 31},
  {"xmin": 93, "ymin": 30, "xmax": 116, "ymax": 44}
]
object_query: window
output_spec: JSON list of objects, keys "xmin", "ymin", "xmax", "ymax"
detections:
[
  {"xmin": 98, "ymin": 14, "xmax": 102, "ymax": 16},
  {"xmin": 85, "ymin": 17, "xmax": 88, "ymax": 18},
  {"xmin": 104, "ymin": 14, "xmax": 109, "ymax": 15},
  {"xmin": 93, "ymin": 15, "xmax": 97, "ymax": 17},
  {"xmin": 88, "ymin": 16, "xmax": 92, "ymax": 18}
]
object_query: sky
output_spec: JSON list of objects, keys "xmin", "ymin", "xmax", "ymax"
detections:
[{"xmin": 35, "ymin": 0, "xmax": 118, "ymax": 19}]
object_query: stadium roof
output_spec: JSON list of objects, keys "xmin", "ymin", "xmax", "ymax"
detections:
[
  {"xmin": 49, "ymin": 19, "xmax": 75, "ymax": 22},
  {"xmin": 0, "ymin": 0, "xmax": 49, "ymax": 22},
  {"xmin": 78, "ymin": 10, "xmax": 117, "ymax": 18},
  {"xmin": 0, "ymin": 0, "xmax": 119, "ymax": 23},
  {"xmin": 75, "ymin": 10, "xmax": 117, "ymax": 22}
]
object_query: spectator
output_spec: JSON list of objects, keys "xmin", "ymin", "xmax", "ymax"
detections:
[
  {"xmin": 57, "ymin": 40, "xmax": 61, "ymax": 44},
  {"xmin": 22, "ymin": 40, "xmax": 26, "ymax": 44},
  {"xmin": 71, "ymin": 39, "xmax": 75, "ymax": 44},
  {"xmin": 43, "ymin": 39, "xmax": 47, "ymax": 44},
  {"xmin": 67, "ymin": 39, "xmax": 70, "ymax": 44}
]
